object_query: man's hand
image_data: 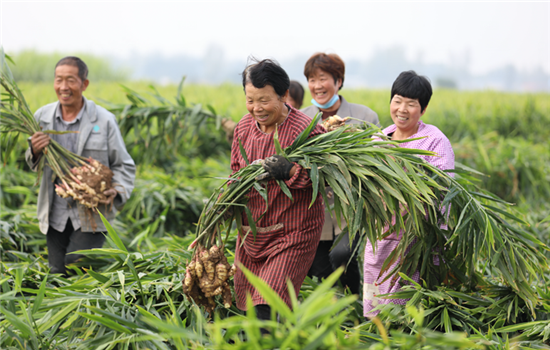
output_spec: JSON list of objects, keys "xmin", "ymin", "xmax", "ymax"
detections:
[
  {"xmin": 221, "ymin": 118, "xmax": 237, "ymax": 144},
  {"xmin": 31, "ymin": 132, "xmax": 51, "ymax": 158},
  {"xmin": 256, "ymin": 155, "xmax": 295, "ymax": 181},
  {"xmin": 99, "ymin": 188, "xmax": 117, "ymax": 205}
]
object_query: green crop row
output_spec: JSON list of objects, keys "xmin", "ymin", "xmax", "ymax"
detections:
[
  {"xmin": 2, "ymin": 81, "xmax": 548, "ymax": 348},
  {"xmin": 1, "ymin": 214, "xmax": 548, "ymax": 349},
  {"xmin": 12, "ymin": 82, "xmax": 550, "ymax": 210},
  {"xmin": 18, "ymin": 82, "xmax": 550, "ymax": 141}
]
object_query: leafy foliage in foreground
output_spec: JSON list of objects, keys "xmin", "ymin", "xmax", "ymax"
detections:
[
  {"xmin": 1, "ymin": 215, "xmax": 199, "ymax": 350},
  {"xmin": 3, "ymin": 222, "xmax": 548, "ymax": 350},
  {"xmin": 1, "ymin": 166, "xmax": 549, "ymax": 349}
]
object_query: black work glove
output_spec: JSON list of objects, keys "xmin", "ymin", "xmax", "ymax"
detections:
[{"xmin": 258, "ymin": 155, "xmax": 294, "ymax": 181}]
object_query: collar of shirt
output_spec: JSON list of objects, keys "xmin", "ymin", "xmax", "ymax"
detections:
[
  {"xmin": 383, "ymin": 120, "xmax": 426, "ymax": 138},
  {"xmin": 55, "ymin": 102, "xmax": 86, "ymax": 126}
]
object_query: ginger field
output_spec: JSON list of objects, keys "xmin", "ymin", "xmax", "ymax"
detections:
[
  {"xmin": 1, "ymin": 82, "xmax": 549, "ymax": 349},
  {"xmin": 17, "ymin": 81, "xmax": 550, "ymax": 208}
]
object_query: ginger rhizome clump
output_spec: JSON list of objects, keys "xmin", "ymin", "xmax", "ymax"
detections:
[
  {"xmin": 322, "ymin": 115, "xmax": 349, "ymax": 132},
  {"xmin": 54, "ymin": 157, "xmax": 114, "ymax": 209},
  {"xmin": 182, "ymin": 245, "xmax": 235, "ymax": 315}
]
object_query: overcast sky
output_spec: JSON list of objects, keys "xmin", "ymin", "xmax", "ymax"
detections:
[{"xmin": 1, "ymin": 1, "xmax": 549, "ymax": 75}]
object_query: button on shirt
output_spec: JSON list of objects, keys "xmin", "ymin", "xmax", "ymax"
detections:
[{"xmin": 49, "ymin": 103, "xmax": 86, "ymax": 232}]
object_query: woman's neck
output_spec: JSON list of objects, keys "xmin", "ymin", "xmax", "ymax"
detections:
[
  {"xmin": 319, "ymin": 95, "xmax": 341, "ymax": 114},
  {"xmin": 391, "ymin": 124, "xmax": 419, "ymax": 141}
]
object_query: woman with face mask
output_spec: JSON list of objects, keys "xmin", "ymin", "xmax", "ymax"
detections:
[{"xmin": 301, "ymin": 52, "xmax": 379, "ymax": 295}]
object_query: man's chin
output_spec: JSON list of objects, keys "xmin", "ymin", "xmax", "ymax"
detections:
[
  {"xmin": 58, "ymin": 99, "xmax": 73, "ymax": 105},
  {"xmin": 58, "ymin": 98, "xmax": 81, "ymax": 107}
]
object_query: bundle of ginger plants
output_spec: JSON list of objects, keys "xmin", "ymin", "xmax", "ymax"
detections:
[
  {"xmin": 186, "ymin": 112, "xmax": 548, "ymax": 316},
  {"xmin": 0, "ymin": 49, "xmax": 113, "ymax": 213}
]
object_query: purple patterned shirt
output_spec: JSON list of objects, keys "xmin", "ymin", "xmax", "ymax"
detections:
[
  {"xmin": 383, "ymin": 121, "xmax": 454, "ymax": 172},
  {"xmin": 363, "ymin": 121, "xmax": 454, "ymax": 316}
]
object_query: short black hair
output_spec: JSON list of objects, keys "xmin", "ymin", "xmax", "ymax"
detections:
[
  {"xmin": 390, "ymin": 71, "xmax": 432, "ymax": 112},
  {"xmin": 55, "ymin": 56, "xmax": 88, "ymax": 81},
  {"xmin": 242, "ymin": 58, "xmax": 290, "ymax": 98},
  {"xmin": 289, "ymin": 80, "xmax": 304, "ymax": 109}
]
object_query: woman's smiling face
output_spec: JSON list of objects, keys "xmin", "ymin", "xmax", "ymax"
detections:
[
  {"xmin": 245, "ymin": 83, "xmax": 289, "ymax": 134},
  {"xmin": 390, "ymin": 94, "xmax": 426, "ymax": 137},
  {"xmin": 307, "ymin": 68, "xmax": 341, "ymax": 106}
]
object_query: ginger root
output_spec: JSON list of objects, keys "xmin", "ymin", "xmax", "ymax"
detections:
[
  {"xmin": 322, "ymin": 115, "xmax": 350, "ymax": 132},
  {"xmin": 54, "ymin": 157, "xmax": 114, "ymax": 211},
  {"xmin": 182, "ymin": 244, "xmax": 234, "ymax": 315}
]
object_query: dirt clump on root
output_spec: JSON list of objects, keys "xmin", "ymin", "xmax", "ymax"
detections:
[
  {"xmin": 182, "ymin": 245, "xmax": 235, "ymax": 315},
  {"xmin": 55, "ymin": 157, "xmax": 114, "ymax": 209}
]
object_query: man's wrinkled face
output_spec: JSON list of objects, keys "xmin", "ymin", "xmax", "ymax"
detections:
[{"xmin": 54, "ymin": 65, "xmax": 88, "ymax": 108}]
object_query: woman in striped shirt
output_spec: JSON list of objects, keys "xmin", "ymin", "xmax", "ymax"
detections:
[{"xmin": 231, "ymin": 59, "xmax": 325, "ymax": 322}]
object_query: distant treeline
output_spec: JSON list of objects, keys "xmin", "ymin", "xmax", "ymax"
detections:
[
  {"xmin": 7, "ymin": 50, "xmax": 130, "ymax": 82},
  {"xmin": 7, "ymin": 48, "xmax": 549, "ymax": 92}
]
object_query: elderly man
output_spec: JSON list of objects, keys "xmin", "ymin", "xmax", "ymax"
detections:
[{"xmin": 26, "ymin": 56, "xmax": 135, "ymax": 275}]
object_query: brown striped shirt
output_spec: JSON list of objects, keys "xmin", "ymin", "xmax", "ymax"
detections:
[{"xmin": 230, "ymin": 104, "xmax": 325, "ymax": 310}]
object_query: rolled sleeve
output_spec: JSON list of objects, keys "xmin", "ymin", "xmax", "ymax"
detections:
[{"xmin": 285, "ymin": 163, "xmax": 311, "ymax": 189}]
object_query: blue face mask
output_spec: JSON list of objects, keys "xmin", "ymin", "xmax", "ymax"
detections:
[{"xmin": 311, "ymin": 94, "xmax": 339, "ymax": 110}]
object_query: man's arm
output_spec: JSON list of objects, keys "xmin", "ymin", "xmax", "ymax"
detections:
[{"xmin": 105, "ymin": 114, "xmax": 136, "ymax": 209}]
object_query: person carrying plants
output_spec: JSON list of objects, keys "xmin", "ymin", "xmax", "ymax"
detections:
[
  {"xmin": 301, "ymin": 52, "xmax": 379, "ymax": 295},
  {"xmin": 230, "ymin": 58, "xmax": 325, "ymax": 321},
  {"xmin": 363, "ymin": 71, "xmax": 455, "ymax": 316},
  {"xmin": 25, "ymin": 56, "xmax": 135, "ymax": 276}
]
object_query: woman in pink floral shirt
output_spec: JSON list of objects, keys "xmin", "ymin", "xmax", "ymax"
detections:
[{"xmin": 363, "ymin": 71, "xmax": 455, "ymax": 316}]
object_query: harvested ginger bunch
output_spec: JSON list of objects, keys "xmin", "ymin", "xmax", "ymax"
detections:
[
  {"xmin": 322, "ymin": 115, "xmax": 349, "ymax": 132},
  {"xmin": 182, "ymin": 245, "xmax": 235, "ymax": 315},
  {"xmin": 55, "ymin": 157, "xmax": 114, "ymax": 209}
]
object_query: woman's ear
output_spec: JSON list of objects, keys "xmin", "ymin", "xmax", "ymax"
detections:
[{"xmin": 336, "ymin": 79, "xmax": 342, "ymax": 90}]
